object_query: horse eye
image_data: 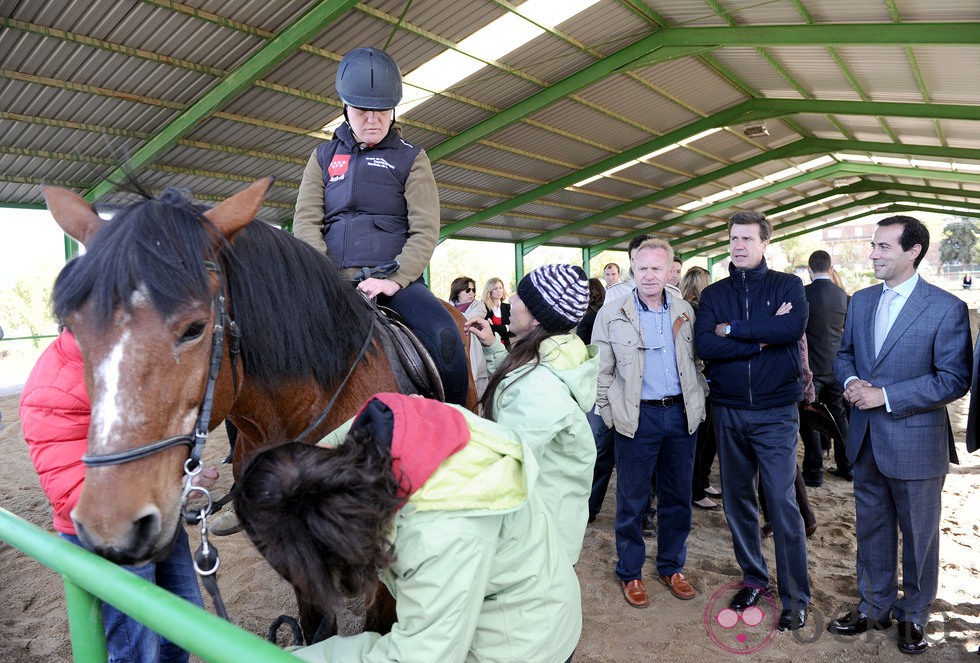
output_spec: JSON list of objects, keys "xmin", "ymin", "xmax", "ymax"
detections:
[{"xmin": 179, "ymin": 320, "xmax": 208, "ymax": 343}]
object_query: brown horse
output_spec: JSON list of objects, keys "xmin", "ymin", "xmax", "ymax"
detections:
[{"xmin": 43, "ymin": 178, "xmax": 475, "ymax": 640}]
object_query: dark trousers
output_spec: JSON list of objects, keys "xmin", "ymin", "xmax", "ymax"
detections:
[
  {"xmin": 692, "ymin": 402, "xmax": 717, "ymax": 501},
  {"xmin": 614, "ymin": 402, "xmax": 695, "ymax": 580},
  {"xmin": 381, "ymin": 279, "xmax": 469, "ymax": 406},
  {"xmin": 853, "ymin": 438, "xmax": 944, "ymax": 624},
  {"xmin": 714, "ymin": 403, "xmax": 811, "ymax": 610},
  {"xmin": 587, "ymin": 410, "xmax": 615, "ymax": 519},
  {"xmin": 801, "ymin": 375, "xmax": 851, "ymax": 481},
  {"xmin": 759, "ymin": 464, "xmax": 816, "ymax": 530}
]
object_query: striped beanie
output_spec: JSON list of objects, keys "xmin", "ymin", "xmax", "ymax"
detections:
[{"xmin": 516, "ymin": 264, "xmax": 589, "ymax": 333}]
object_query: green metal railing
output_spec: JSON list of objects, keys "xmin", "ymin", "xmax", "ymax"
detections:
[{"xmin": 0, "ymin": 507, "xmax": 297, "ymax": 662}]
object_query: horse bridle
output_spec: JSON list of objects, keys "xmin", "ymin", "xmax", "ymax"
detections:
[
  {"xmin": 78, "ymin": 259, "xmax": 238, "ymax": 618},
  {"xmin": 80, "ymin": 260, "xmax": 239, "ymax": 475}
]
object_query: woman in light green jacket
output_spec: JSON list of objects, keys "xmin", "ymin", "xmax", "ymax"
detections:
[
  {"xmin": 466, "ymin": 264, "xmax": 600, "ymax": 565},
  {"xmin": 235, "ymin": 393, "xmax": 580, "ymax": 663}
]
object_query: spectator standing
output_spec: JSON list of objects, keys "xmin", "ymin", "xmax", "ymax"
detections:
[
  {"xmin": 449, "ymin": 276, "xmax": 485, "ymax": 317},
  {"xmin": 669, "ymin": 256, "xmax": 683, "ymax": 287},
  {"xmin": 829, "ymin": 215, "xmax": 971, "ymax": 655},
  {"xmin": 680, "ymin": 266, "xmax": 720, "ymax": 510},
  {"xmin": 603, "ymin": 263, "xmax": 621, "ymax": 287},
  {"xmin": 802, "ymin": 250, "xmax": 851, "ymax": 484},
  {"xmin": 588, "ymin": 235, "xmax": 650, "ymax": 523},
  {"xmin": 576, "ymin": 277, "xmax": 605, "ymax": 344},
  {"xmin": 593, "ymin": 239, "xmax": 707, "ymax": 608},
  {"xmin": 481, "ymin": 277, "xmax": 515, "ymax": 349},
  {"xmin": 694, "ymin": 210, "xmax": 811, "ymax": 632}
]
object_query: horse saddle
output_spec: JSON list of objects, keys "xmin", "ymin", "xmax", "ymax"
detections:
[{"xmin": 372, "ymin": 305, "xmax": 446, "ymax": 402}]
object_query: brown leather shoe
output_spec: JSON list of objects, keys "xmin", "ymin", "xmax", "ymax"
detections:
[
  {"xmin": 621, "ymin": 579, "xmax": 649, "ymax": 608},
  {"xmin": 659, "ymin": 572, "xmax": 697, "ymax": 600}
]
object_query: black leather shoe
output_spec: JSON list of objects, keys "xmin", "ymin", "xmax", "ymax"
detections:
[
  {"xmin": 828, "ymin": 467, "xmax": 854, "ymax": 481},
  {"xmin": 730, "ymin": 585, "xmax": 767, "ymax": 611},
  {"xmin": 897, "ymin": 621, "xmax": 927, "ymax": 655},
  {"xmin": 778, "ymin": 607, "xmax": 808, "ymax": 631},
  {"xmin": 827, "ymin": 610, "xmax": 892, "ymax": 636}
]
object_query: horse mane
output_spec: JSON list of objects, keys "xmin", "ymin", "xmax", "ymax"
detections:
[
  {"xmin": 222, "ymin": 220, "xmax": 374, "ymax": 389},
  {"xmin": 235, "ymin": 435, "xmax": 401, "ymax": 614},
  {"xmin": 53, "ymin": 190, "xmax": 217, "ymax": 329},
  {"xmin": 52, "ymin": 187, "xmax": 375, "ymax": 390}
]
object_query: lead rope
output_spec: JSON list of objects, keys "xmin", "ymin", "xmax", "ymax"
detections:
[{"xmin": 181, "ymin": 462, "xmax": 230, "ymax": 620}]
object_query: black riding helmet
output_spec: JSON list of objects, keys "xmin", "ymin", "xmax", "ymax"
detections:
[{"xmin": 336, "ymin": 47, "xmax": 403, "ymax": 110}]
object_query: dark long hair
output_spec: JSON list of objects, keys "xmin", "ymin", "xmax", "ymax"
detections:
[
  {"xmin": 234, "ymin": 432, "xmax": 402, "ymax": 615},
  {"xmin": 478, "ymin": 324, "xmax": 556, "ymax": 419}
]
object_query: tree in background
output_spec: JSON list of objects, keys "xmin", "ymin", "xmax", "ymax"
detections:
[{"xmin": 939, "ymin": 219, "xmax": 978, "ymax": 266}]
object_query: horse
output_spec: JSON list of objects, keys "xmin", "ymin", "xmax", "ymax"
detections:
[{"xmin": 43, "ymin": 178, "xmax": 476, "ymax": 641}]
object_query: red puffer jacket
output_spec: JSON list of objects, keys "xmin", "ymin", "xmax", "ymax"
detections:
[{"xmin": 19, "ymin": 331, "xmax": 89, "ymax": 535}]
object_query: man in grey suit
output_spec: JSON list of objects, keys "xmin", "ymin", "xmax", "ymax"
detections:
[{"xmin": 831, "ymin": 215, "xmax": 971, "ymax": 655}]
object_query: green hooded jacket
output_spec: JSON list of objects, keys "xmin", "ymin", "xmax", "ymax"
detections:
[
  {"xmin": 483, "ymin": 333, "xmax": 600, "ymax": 564},
  {"xmin": 297, "ymin": 402, "xmax": 581, "ymax": 663}
]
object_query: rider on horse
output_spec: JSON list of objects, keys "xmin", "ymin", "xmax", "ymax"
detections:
[{"xmin": 293, "ymin": 47, "xmax": 469, "ymax": 406}]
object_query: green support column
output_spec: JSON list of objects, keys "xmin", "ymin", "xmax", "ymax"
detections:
[
  {"xmin": 582, "ymin": 247, "xmax": 591, "ymax": 275},
  {"xmin": 422, "ymin": 264, "xmax": 430, "ymax": 287},
  {"xmin": 515, "ymin": 242, "xmax": 525, "ymax": 282},
  {"xmin": 63, "ymin": 576, "xmax": 107, "ymax": 662},
  {"xmin": 64, "ymin": 235, "xmax": 79, "ymax": 261}
]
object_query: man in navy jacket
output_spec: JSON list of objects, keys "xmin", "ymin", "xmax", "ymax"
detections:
[{"xmin": 695, "ymin": 210, "xmax": 811, "ymax": 632}]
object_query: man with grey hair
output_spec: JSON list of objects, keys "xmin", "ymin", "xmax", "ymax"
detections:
[
  {"xmin": 694, "ymin": 210, "xmax": 811, "ymax": 631},
  {"xmin": 594, "ymin": 238, "xmax": 707, "ymax": 608}
]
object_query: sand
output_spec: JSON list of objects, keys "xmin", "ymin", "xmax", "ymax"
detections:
[{"xmin": 0, "ymin": 388, "xmax": 977, "ymax": 662}]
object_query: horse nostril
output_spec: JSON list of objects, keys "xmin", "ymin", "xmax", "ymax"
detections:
[{"xmin": 132, "ymin": 511, "xmax": 162, "ymax": 544}]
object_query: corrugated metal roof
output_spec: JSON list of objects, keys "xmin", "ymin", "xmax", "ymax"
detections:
[{"xmin": 1, "ymin": 0, "xmax": 979, "ymax": 258}]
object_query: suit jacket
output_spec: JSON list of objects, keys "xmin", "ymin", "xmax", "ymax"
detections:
[
  {"xmin": 804, "ymin": 278, "xmax": 848, "ymax": 378},
  {"xmin": 965, "ymin": 335, "xmax": 980, "ymax": 453},
  {"xmin": 834, "ymin": 277, "xmax": 971, "ymax": 480}
]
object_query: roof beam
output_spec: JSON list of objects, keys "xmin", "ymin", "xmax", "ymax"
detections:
[
  {"xmin": 529, "ymin": 139, "xmax": 980, "ymax": 252},
  {"xmin": 83, "ymin": 0, "xmax": 359, "ymax": 202},
  {"xmin": 427, "ymin": 23, "xmax": 980, "ymax": 163},
  {"xmin": 438, "ymin": 98, "xmax": 980, "ymax": 240},
  {"xmin": 587, "ymin": 162, "xmax": 980, "ymax": 256}
]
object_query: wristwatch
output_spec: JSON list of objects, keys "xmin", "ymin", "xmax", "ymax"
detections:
[{"xmin": 723, "ymin": 324, "xmax": 732, "ymax": 336}]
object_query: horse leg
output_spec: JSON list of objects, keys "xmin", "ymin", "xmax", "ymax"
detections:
[{"xmin": 363, "ymin": 582, "xmax": 397, "ymax": 635}]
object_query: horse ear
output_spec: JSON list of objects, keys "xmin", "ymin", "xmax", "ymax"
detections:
[
  {"xmin": 41, "ymin": 185, "xmax": 106, "ymax": 246},
  {"xmin": 204, "ymin": 177, "xmax": 274, "ymax": 238}
]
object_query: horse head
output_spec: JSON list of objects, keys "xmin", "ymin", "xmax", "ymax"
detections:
[{"xmin": 44, "ymin": 178, "xmax": 272, "ymax": 564}]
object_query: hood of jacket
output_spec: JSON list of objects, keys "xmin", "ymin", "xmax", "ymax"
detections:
[
  {"xmin": 529, "ymin": 334, "xmax": 600, "ymax": 415},
  {"xmin": 349, "ymin": 394, "xmax": 533, "ymax": 514}
]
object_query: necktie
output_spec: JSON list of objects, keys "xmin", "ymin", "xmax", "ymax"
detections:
[{"xmin": 873, "ymin": 288, "xmax": 898, "ymax": 356}]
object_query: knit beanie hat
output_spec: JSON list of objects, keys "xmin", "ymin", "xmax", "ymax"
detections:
[{"xmin": 516, "ymin": 264, "xmax": 589, "ymax": 333}]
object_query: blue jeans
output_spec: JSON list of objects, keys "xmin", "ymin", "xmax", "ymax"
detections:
[
  {"xmin": 62, "ymin": 527, "xmax": 204, "ymax": 663},
  {"xmin": 614, "ymin": 402, "xmax": 695, "ymax": 580},
  {"xmin": 381, "ymin": 279, "xmax": 469, "ymax": 406},
  {"xmin": 714, "ymin": 403, "xmax": 811, "ymax": 610},
  {"xmin": 587, "ymin": 410, "xmax": 615, "ymax": 519}
]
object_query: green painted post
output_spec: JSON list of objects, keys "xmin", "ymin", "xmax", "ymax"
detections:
[
  {"xmin": 582, "ymin": 247, "xmax": 590, "ymax": 276},
  {"xmin": 515, "ymin": 242, "xmax": 525, "ymax": 282},
  {"xmin": 63, "ymin": 577, "xmax": 107, "ymax": 662}
]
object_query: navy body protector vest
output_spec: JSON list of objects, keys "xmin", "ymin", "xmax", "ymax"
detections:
[{"xmin": 316, "ymin": 124, "xmax": 421, "ymax": 268}]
